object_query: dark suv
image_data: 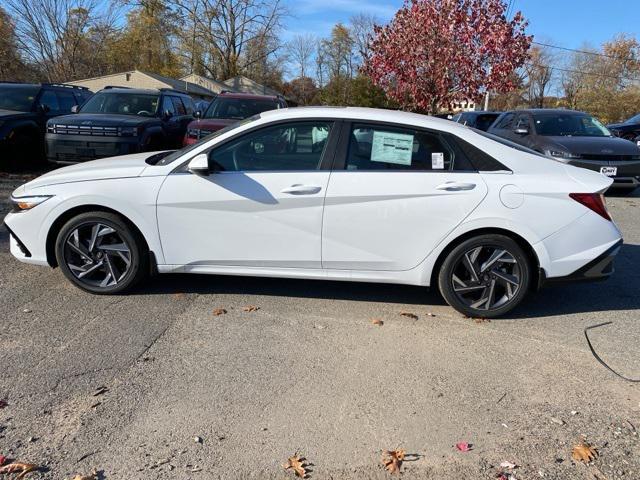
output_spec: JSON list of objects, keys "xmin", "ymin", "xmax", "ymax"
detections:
[
  {"xmin": 46, "ymin": 87, "xmax": 195, "ymax": 164},
  {"xmin": 488, "ymin": 109, "xmax": 640, "ymax": 193},
  {"xmin": 0, "ymin": 82, "xmax": 92, "ymax": 169},
  {"xmin": 184, "ymin": 91, "xmax": 287, "ymax": 145},
  {"xmin": 451, "ymin": 111, "xmax": 500, "ymax": 131},
  {"xmin": 607, "ymin": 113, "xmax": 640, "ymax": 142}
]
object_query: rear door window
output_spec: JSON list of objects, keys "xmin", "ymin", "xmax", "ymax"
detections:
[
  {"xmin": 345, "ymin": 124, "xmax": 471, "ymax": 171},
  {"xmin": 171, "ymin": 96, "xmax": 187, "ymax": 115}
]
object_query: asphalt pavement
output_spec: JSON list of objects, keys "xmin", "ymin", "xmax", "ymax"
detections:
[{"xmin": 0, "ymin": 170, "xmax": 638, "ymax": 479}]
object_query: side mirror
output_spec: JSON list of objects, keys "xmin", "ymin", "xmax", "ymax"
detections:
[
  {"xmin": 163, "ymin": 109, "xmax": 173, "ymax": 119},
  {"xmin": 71, "ymin": 105, "xmax": 79, "ymax": 113},
  {"xmin": 514, "ymin": 127, "xmax": 529, "ymax": 135},
  {"xmin": 38, "ymin": 104, "xmax": 50, "ymax": 114},
  {"xmin": 194, "ymin": 110, "xmax": 202, "ymax": 119},
  {"xmin": 187, "ymin": 153, "xmax": 210, "ymax": 176}
]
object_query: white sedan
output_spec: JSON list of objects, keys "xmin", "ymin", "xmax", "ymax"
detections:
[{"xmin": 5, "ymin": 107, "xmax": 623, "ymax": 317}]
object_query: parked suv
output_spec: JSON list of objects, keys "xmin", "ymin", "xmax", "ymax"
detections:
[
  {"xmin": 46, "ymin": 87, "xmax": 195, "ymax": 164},
  {"xmin": 184, "ymin": 91, "xmax": 287, "ymax": 145},
  {"xmin": 0, "ymin": 82, "xmax": 92, "ymax": 169},
  {"xmin": 488, "ymin": 109, "xmax": 640, "ymax": 193},
  {"xmin": 451, "ymin": 111, "xmax": 500, "ymax": 131},
  {"xmin": 607, "ymin": 113, "xmax": 640, "ymax": 142}
]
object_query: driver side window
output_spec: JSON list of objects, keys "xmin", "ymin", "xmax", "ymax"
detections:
[{"xmin": 210, "ymin": 121, "xmax": 333, "ymax": 171}]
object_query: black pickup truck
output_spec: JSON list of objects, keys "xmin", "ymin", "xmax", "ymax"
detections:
[
  {"xmin": 46, "ymin": 87, "xmax": 196, "ymax": 164},
  {"xmin": 0, "ymin": 82, "xmax": 92, "ymax": 169}
]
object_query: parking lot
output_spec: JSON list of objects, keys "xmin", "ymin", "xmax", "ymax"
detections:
[{"xmin": 0, "ymin": 170, "xmax": 639, "ymax": 479}]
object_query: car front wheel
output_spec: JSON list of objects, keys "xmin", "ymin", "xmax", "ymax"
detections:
[
  {"xmin": 55, "ymin": 212, "xmax": 147, "ymax": 294},
  {"xmin": 438, "ymin": 234, "xmax": 531, "ymax": 318}
]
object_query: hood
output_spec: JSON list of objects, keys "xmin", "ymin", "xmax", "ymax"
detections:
[
  {"xmin": 23, "ymin": 152, "xmax": 153, "ymax": 190},
  {"xmin": 187, "ymin": 118, "xmax": 237, "ymax": 132},
  {"xmin": 49, "ymin": 113, "xmax": 159, "ymax": 128},
  {"xmin": 544, "ymin": 135, "xmax": 640, "ymax": 155},
  {"xmin": 0, "ymin": 109, "xmax": 33, "ymax": 120}
]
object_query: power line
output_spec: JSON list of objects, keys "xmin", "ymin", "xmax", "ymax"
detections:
[
  {"xmin": 532, "ymin": 40, "xmax": 639, "ymax": 64},
  {"xmin": 524, "ymin": 62, "xmax": 640, "ymax": 83}
]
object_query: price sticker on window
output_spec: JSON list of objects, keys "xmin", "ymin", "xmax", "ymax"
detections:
[{"xmin": 431, "ymin": 152, "xmax": 445, "ymax": 169}]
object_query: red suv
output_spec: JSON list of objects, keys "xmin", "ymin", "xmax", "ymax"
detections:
[{"xmin": 184, "ymin": 91, "xmax": 287, "ymax": 145}]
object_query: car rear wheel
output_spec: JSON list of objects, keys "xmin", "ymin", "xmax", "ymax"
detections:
[
  {"xmin": 438, "ymin": 234, "xmax": 531, "ymax": 318},
  {"xmin": 55, "ymin": 212, "xmax": 147, "ymax": 294}
]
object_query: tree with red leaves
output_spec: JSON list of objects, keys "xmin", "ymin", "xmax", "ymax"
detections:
[{"xmin": 363, "ymin": 0, "xmax": 532, "ymax": 113}]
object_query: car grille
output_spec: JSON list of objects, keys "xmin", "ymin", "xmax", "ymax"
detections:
[
  {"xmin": 48, "ymin": 124, "xmax": 120, "ymax": 136},
  {"xmin": 580, "ymin": 154, "xmax": 639, "ymax": 161}
]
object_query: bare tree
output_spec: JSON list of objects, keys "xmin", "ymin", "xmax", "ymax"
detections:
[
  {"xmin": 349, "ymin": 12, "xmax": 377, "ymax": 65},
  {"xmin": 4, "ymin": 0, "xmax": 118, "ymax": 81},
  {"xmin": 169, "ymin": 0, "xmax": 286, "ymax": 80},
  {"xmin": 287, "ymin": 33, "xmax": 315, "ymax": 79},
  {"xmin": 523, "ymin": 46, "xmax": 554, "ymax": 108}
]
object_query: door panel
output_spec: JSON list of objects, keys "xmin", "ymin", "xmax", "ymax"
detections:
[
  {"xmin": 157, "ymin": 171, "xmax": 330, "ymax": 267},
  {"xmin": 321, "ymin": 172, "xmax": 488, "ymax": 270}
]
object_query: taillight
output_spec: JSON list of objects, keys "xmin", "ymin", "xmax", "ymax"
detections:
[{"xmin": 569, "ymin": 193, "xmax": 612, "ymax": 221}]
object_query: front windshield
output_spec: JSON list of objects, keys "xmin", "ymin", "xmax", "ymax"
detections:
[
  {"xmin": 532, "ymin": 113, "xmax": 611, "ymax": 137},
  {"xmin": 0, "ymin": 85, "xmax": 39, "ymax": 112},
  {"xmin": 204, "ymin": 97, "xmax": 279, "ymax": 120},
  {"xmin": 149, "ymin": 115, "xmax": 261, "ymax": 166},
  {"xmin": 474, "ymin": 129, "xmax": 548, "ymax": 158},
  {"xmin": 624, "ymin": 113, "xmax": 640, "ymax": 124},
  {"xmin": 80, "ymin": 92, "xmax": 159, "ymax": 116}
]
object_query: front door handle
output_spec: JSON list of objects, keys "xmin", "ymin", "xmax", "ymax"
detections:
[
  {"xmin": 435, "ymin": 181, "xmax": 476, "ymax": 191},
  {"xmin": 280, "ymin": 184, "xmax": 322, "ymax": 195}
]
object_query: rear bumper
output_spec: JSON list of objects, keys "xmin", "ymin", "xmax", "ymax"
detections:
[
  {"xmin": 46, "ymin": 134, "xmax": 143, "ymax": 164},
  {"xmin": 539, "ymin": 239, "xmax": 622, "ymax": 287},
  {"xmin": 567, "ymin": 158, "xmax": 640, "ymax": 188}
]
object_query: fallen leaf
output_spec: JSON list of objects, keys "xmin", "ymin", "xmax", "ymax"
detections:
[
  {"xmin": 213, "ymin": 308, "xmax": 227, "ymax": 316},
  {"xmin": 194, "ymin": 436, "xmax": 203, "ymax": 443},
  {"xmin": 474, "ymin": 318, "xmax": 491, "ymax": 323},
  {"xmin": 242, "ymin": 305, "xmax": 260, "ymax": 312},
  {"xmin": 551, "ymin": 417, "xmax": 565, "ymax": 426},
  {"xmin": 92, "ymin": 386, "xmax": 108, "ymax": 397},
  {"xmin": 0, "ymin": 400, "xmax": 7, "ymax": 409},
  {"xmin": 0, "ymin": 462, "xmax": 38, "ymax": 478},
  {"xmin": 572, "ymin": 441, "xmax": 598, "ymax": 463},
  {"xmin": 0, "ymin": 456, "xmax": 5, "ymax": 466},
  {"xmin": 371, "ymin": 319, "xmax": 384, "ymax": 326},
  {"xmin": 455, "ymin": 441, "xmax": 472, "ymax": 452},
  {"xmin": 399, "ymin": 311, "xmax": 418, "ymax": 320},
  {"xmin": 72, "ymin": 470, "xmax": 98, "ymax": 480},
  {"xmin": 283, "ymin": 455, "xmax": 307, "ymax": 478},
  {"xmin": 499, "ymin": 461, "xmax": 517, "ymax": 469},
  {"xmin": 382, "ymin": 449, "xmax": 405, "ymax": 474},
  {"xmin": 426, "ymin": 312, "xmax": 435, "ymax": 317}
]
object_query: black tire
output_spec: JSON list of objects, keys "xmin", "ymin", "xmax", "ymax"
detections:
[
  {"xmin": 55, "ymin": 212, "xmax": 148, "ymax": 294},
  {"xmin": 438, "ymin": 234, "xmax": 531, "ymax": 318}
]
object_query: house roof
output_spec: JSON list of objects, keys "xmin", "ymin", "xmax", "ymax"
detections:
[
  {"xmin": 180, "ymin": 74, "xmax": 231, "ymax": 94},
  {"xmin": 223, "ymin": 75, "xmax": 282, "ymax": 98}
]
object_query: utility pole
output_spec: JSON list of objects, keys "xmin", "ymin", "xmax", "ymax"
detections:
[{"xmin": 483, "ymin": 91, "xmax": 490, "ymax": 111}]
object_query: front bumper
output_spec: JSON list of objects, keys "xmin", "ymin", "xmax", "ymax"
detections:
[
  {"xmin": 567, "ymin": 158, "xmax": 640, "ymax": 189},
  {"xmin": 46, "ymin": 134, "xmax": 143, "ymax": 164},
  {"xmin": 539, "ymin": 239, "xmax": 622, "ymax": 287}
]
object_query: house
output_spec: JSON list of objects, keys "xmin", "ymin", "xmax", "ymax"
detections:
[{"xmin": 66, "ymin": 70, "xmax": 217, "ymax": 100}]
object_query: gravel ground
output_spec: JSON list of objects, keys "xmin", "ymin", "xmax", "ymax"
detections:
[{"xmin": 0, "ymin": 169, "xmax": 638, "ymax": 480}]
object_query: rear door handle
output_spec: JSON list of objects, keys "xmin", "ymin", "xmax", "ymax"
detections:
[
  {"xmin": 435, "ymin": 181, "xmax": 476, "ymax": 191},
  {"xmin": 280, "ymin": 184, "xmax": 322, "ymax": 195}
]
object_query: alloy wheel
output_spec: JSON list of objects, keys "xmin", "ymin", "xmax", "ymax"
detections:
[
  {"xmin": 63, "ymin": 222, "xmax": 132, "ymax": 288},
  {"xmin": 450, "ymin": 245, "xmax": 521, "ymax": 311}
]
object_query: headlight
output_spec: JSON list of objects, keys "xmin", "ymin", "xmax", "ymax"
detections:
[
  {"xmin": 119, "ymin": 126, "xmax": 141, "ymax": 137},
  {"xmin": 548, "ymin": 150, "xmax": 581, "ymax": 159},
  {"xmin": 10, "ymin": 195, "xmax": 53, "ymax": 212}
]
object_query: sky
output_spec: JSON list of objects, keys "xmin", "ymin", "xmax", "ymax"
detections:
[{"xmin": 282, "ymin": 0, "xmax": 639, "ymax": 49}]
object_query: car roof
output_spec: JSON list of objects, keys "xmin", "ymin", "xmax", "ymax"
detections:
[
  {"xmin": 503, "ymin": 109, "xmax": 586, "ymax": 115},
  {"xmin": 218, "ymin": 91, "xmax": 282, "ymax": 101},
  {"xmin": 98, "ymin": 87, "xmax": 189, "ymax": 96},
  {"xmin": 259, "ymin": 106, "xmax": 470, "ymax": 132}
]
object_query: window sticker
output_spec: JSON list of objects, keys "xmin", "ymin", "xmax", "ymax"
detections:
[
  {"xmin": 370, "ymin": 130, "xmax": 414, "ymax": 165},
  {"xmin": 431, "ymin": 152, "xmax": 445, "ymax": 169}
]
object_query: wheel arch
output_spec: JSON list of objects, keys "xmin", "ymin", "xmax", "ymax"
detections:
[
  {"xmin": 45, "ymin": 204, "xmax": 151, "ymax": 268},
  {"xmin": 429, "ymin": 227, "xmax": 541, "ymax": 292}
]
